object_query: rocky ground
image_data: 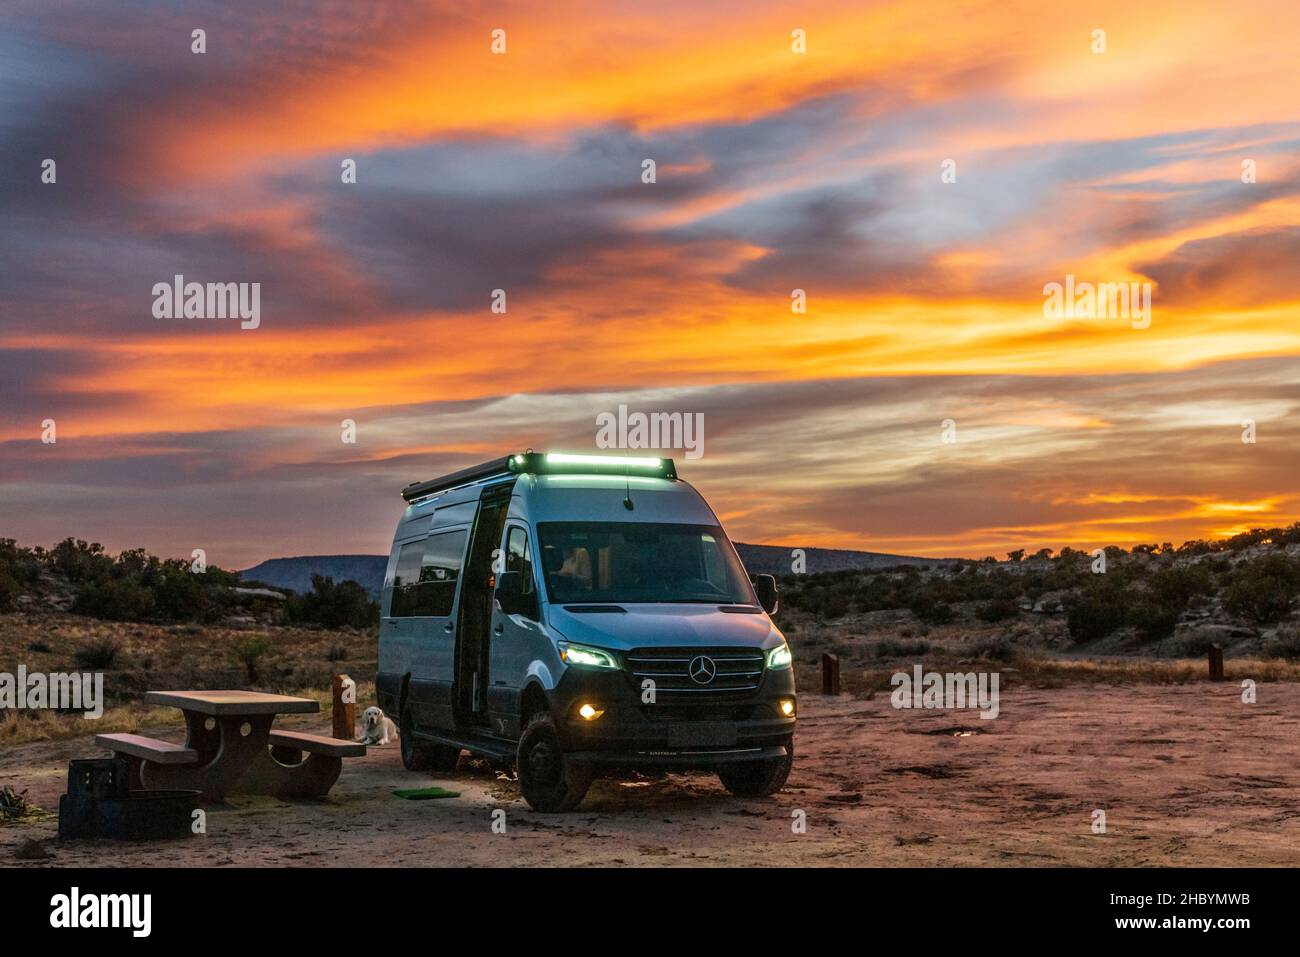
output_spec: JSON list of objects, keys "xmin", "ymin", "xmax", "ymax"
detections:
[{"xmin": 4, "ymin": 683, "xmax": 1299, "ymax": 867}]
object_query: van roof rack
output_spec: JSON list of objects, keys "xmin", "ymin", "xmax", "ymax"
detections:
[{"xmin": 401, "ymin": 452, "xmax": 678, "ymax": 502}]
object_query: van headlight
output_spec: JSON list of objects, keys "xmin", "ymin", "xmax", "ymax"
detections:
[
  {"xmin": 559, "ymin": 641, "xmax": 620, "ymax": 670},
  {"xmin": 767, "ymin": 642, "xmax": 792, "ymax": 670}
]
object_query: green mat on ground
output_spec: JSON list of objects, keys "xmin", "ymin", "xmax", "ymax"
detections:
[{"xmin": 392, "ymin": 786, "xmax": 461, "ymax": 800}]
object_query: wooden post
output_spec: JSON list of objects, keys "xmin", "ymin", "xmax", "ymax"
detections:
[
  {"xmin": 821, "ymin": 653, "xmax": 840, "ymax": 696},
  {"xmin": 332, "ymin": 674, "xmax": 355, "ymax": 740},
  {"xmin": 1207, "ymin": 646, "xmax": 1224, "ymax": 682}
]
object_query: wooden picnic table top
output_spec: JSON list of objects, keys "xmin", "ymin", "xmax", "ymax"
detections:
[{"xmin": 143, "ymin": 690, "xmax": 320, "ymax": 716}]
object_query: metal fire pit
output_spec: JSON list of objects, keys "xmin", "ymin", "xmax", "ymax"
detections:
[{"xmin": 58, "ymin": 757, "xmax": 199, "ymax": 841}]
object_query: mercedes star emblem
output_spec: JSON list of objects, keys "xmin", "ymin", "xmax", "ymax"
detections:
[{"xmin": 688, "ymin": 655, "xmax": 718, "ymax": 684}]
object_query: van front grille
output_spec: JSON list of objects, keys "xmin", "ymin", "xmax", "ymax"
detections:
[{"xmin": 624, "ymin": 647, "xmax": 765, "ymax": 698}]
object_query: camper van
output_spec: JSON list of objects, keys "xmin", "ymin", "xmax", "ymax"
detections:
[{"xmin": 376, "ymin": 451, "xmax": 795, "ymax": 812}]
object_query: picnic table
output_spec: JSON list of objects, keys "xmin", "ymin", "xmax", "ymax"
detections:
[{"xmin": 96, "ymin": 690, "xmax": 365, "ymax": 802}]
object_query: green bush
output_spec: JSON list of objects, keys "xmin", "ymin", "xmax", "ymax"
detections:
[
  {"xmin": 0, "ymin": 568, "xmax": 18, "ymax": 613},
  {"xmin": 1262, "ymin": 628, "xmax": 1300, "ymax": 660},
  {"xmin": 967, "ymin": 635, "xmax": 1017, "ymax": 661},
  {"xmin": 286, "ymin": 575, "xmax": 378, "ymax": 629},
  {"xmin": 0, "ymin": 539, "xmax": 41, "ymax": 588},
  {"xmin": 152, "ymin": 565, "xmax": 215, "ymax": 621},
  {"xmin": 1065, "ymin": 578, "xmax": 1128, "ymax": 643},
  {"xmin": 908, "ymin": 594, "xmax": 954, "ymax": 625},
  {"xmin": 47, "ymin": 538, "xmax": 113, "ymax": 583},
  {"xmin": 235, "ymin": 637, "xmax": 272, "ymax": 684},
  {"xmin": 1127, "ymin": 597, "xmax": 1181, "ymax": 642},
  {"xmin": 30, "ymin": 541, "xmax": 240, "ymax": 624},
  {"xmin": 975, "ymin": 597, "xmax": 1020, "ymax": 622},
  {"xmin": 73, "ymin": 578, "xmax": 154, "ymax": 621},
  {"xmin": 1167, "ymin": 633, "xmax": 1219, "ymax": 658},
  {"xmin": 1148, "ymin": 564, "xmax": 1213, "ymax": 608},
  {"xmin": 73, "ymin": 638, "xmax": 121, "ymax": 669},
  {"xmin": 1223, "ymin": 554, "xmax": 1300, "ymax": 623}
]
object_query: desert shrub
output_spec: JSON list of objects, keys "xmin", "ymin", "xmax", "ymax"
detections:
[
  {"xmin": 72, "ymin": 577, "xmax": 154, "ymax": 621},
  {"xmin": 875, "ymin": 638, "xmax": 930, "ymax": 658},
  {"xmin": 908, "ymin": 594, "xmax": 954, "ymax": 625},
  {"xmin": 1223, "ymin": 554, "xmax": 1300, "ymax": 623},
  {"xmin": 821, "ymin": 588, "xmax": 852, "ymax": 619},
  {"xmin": 975, "ymin": 597, "xmax": 1020, "ymax": 622},
  {"xmin": 0, "ymin": 568, "xmax": 18, "ymax": 612},
  {"xmin": 1123, "ymin": 564, "xmax": 1214, "ymax": 642},
  {"xmin": 47, "ymin": 538, "xmax": 113, "ymax": 583},
  {"xmin": 1167, "ymin": 633, "xmax": 1220, "ymax": 657},
  {"xmin": 286, "ymin": 575, "xmax": 378, "ymax": 629},
  {"xmin": 1147, "ymin": 564, "xmax": 1214, "ymax": 608},
  {"xmin": 234, "ymin": 637, "xmax": 272, "ymax": 684},
  {"xmin": 73, "ymin": 638, "xmax": 121, "ymax": 669},
  {"xmin": 152, "ymin": 565, "xmax": 215, "ymax": 621},
  {"xmin": 1065, "ymin": 578, "xmax": 1128, "ymax": 643},
  {"xmin": 1127, "ymin": 598, "xmax": 1182, "ymax": 642},
  {"xmin": 27, "ymin": 641, "xmax": 52, "ymax": 653},
  {"xmin": 967, "ymin": 635, "xmax": 1017, "ymax": 661},
  {"xmin": 1262, "ymin": 627, "xmax": 1300, "ymax": 660},
  {"xmin": 46, "ymin": 542, "xmax": 240, "ymax": 624},
  {"xmin": 1271, "ymin": 522, "xmax": 1300, "ymax": 548},
  {"xmin": 1222, "ymin": 528, "xmax": 1274, "ymax": 551},
  {"xmin": 0, "ymin": 539, "xmax": 41, "ymax": 581},
  {"xmin": 326, "ymin": 645, "xmax": 348, "ymax": 662}
]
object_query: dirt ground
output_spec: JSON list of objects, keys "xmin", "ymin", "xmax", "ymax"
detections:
[{"xmin": 4, "ymin": 682, "xmax": 1300, "ymax": 867}]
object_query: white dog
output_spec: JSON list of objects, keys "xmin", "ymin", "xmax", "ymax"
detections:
[{"xmin": 357, "ymin": 706, "xmax": 398, "ymax": 746}]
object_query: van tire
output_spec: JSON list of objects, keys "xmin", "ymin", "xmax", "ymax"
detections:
[
  {"xmin": 400, "ymin": 706, "xmax": 461, "ymax": 773},
  {"xmin": 516, "ymin": 712, "xmax": 592, "ymax": 812},
  {"xmin": 717, "ymin": 737, "xmax": 793, "ymax": 797}
]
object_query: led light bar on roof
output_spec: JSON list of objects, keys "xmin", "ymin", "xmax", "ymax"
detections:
[
  {"xmin": 401, "ymin": 451, "xmax": 677, "ymax": 501},
  {"xmin": 546, "ymin": 452, "xmax": 665, "ymax": 469},
  {"xmin": 512, "ymin": 451, "xmax": 676, "ymax": 479}
]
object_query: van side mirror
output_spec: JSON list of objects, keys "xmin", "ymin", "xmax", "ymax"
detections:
[
  {"xmin": 495, "ymin": 571, "xmax": 538, "ymax": 619},
  {"xmin": 753, "ymin": 574, "xmax": 779, "ymax": 615}
]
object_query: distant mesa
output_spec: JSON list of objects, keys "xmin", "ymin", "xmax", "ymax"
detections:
[{"xmin": 238, "ymin": 555, "xmax": 389, "ymax": 599}]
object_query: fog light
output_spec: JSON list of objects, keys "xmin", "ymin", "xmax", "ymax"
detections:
[
  {"xmin": 578, "ymin": 703, "xmax": 604, "ymax": 720},
  {"xmin": 779, "ymin": 698, "xmax": 796, "ymax": 717}
]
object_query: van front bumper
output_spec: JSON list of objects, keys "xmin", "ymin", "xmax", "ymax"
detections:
[{"xmin": 551, "ymin": 665, "xmax": 796, "ymax": 769}]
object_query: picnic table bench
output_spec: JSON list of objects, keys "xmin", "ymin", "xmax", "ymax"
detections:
[{"xmin": 96, "ymin": 690, "xmax": 365, "ymax": 802}]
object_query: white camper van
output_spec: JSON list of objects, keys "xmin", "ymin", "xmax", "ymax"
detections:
[{"xmin": 376, "ymin": 452, "xmax": 795, "ymax": 812}]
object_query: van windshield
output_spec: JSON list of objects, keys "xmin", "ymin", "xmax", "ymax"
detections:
[{"xmin": 537, "ymin": 522, "xmax": 756, "ymax": 605}]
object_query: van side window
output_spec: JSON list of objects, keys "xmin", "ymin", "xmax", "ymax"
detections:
[
  {"xmin": 390, "ymin": 541, "xmax": 424, "ymax": 616},
  {"xmin": 415, "ymin": 529, "xmax": 467, "ymax": 616},
  {"xmin": 505, "ymin": 526, "xmax": 534, "ymax": 595},
  {"xmin": 391, "ymin": 530, "xmax": 467, "ymax": 617}
]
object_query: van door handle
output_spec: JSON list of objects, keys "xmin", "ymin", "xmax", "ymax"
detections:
[
  {"xmin": 493, "ymin": 624, "xmax": 503, "ymax": 636},
  {"xmin": 443, "ymin": 623, "xmax": 454, "ymax": 634}
]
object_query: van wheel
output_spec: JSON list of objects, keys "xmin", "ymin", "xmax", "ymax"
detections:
[
  {"xmin": 717, "ymin": 737, "xmax": 794, "ymax": 797},
  {"xmin": 516, "ymin": 712, "xmax": 592, "ymax": 812},
  {"xmin": 400, "ymin": 706, "xmax": 461, "ymax": 773}
]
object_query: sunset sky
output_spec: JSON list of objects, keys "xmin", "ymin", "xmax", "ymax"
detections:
[{"xmin": 2, "ymin": 0, "xmax": 1298, "ymax": 568}]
